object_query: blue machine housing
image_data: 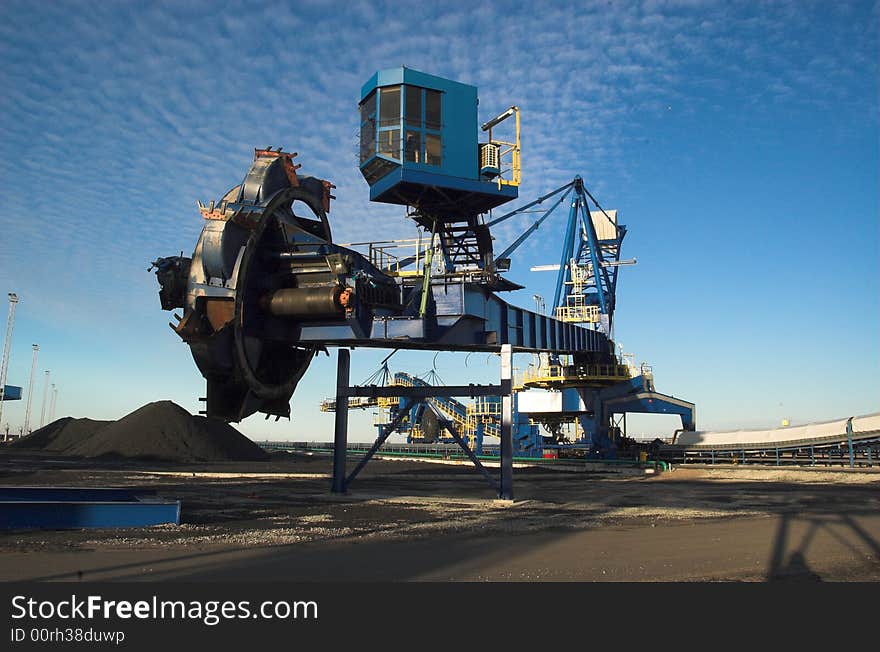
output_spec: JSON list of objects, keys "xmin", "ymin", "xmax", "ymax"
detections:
[{"xmin": 359, "ymin": 67, "xmax": 517, "ymax": 217}]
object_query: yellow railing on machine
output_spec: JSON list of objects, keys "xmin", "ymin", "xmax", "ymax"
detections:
[
  {"xmin": 481, "ymin": 106, "xmax": 521, "ymax": 189},
  {"xmin": 519, "ymin": 363, "xmax": 632, "ymax": 387},
  {"xmin": 555, "ymin": 304, "xmax": 600, "ymax": 323}
]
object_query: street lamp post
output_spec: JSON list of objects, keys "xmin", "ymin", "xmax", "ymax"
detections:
[
  {"xmin": 24, "ymin": 344, "xmax": 38, "ymax": 434},
  {"xmin": 39, "ymin": 370, "xmax": 50, "ymax": 428}
]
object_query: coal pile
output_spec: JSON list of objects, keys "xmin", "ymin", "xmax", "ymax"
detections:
[
  {"xmin": 12, "ymin": 401, "xmax": 268, "ymax": 463},
  {"xmin": 10, "ymin": 417, "xmax": 111, "ymax": 453}
]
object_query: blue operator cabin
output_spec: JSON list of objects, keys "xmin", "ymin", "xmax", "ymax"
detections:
[{"xmin": 358, "ymin": 66, "xmax": 520, "ymax": 221}]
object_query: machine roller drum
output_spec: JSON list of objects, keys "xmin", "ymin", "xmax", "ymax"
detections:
[{"xmin": 261, "ymin": 286, "xmax": 347, "ymax": 319}]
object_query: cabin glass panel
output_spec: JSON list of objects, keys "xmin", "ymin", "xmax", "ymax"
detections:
[
  {"xmin": 405, "ymin": 130, "xmax": 421, "ymax": 163},
  {"xmin": 378, "ymin": 130, "xmax": 400, "ymax": 160},
  {"xmin": 401, "ymin": 85, "xmax": 442, "ymax": 167},
  {"xmin": 359, "ymin": 91, "xmax": 376, "ymax": 164},
  {"xmin": 426, "ymin": 133, "xmax": 442, "ymax": 166},
  {"xmin": 377, "ymin": 86, "xmax": 402, "ymax": 160},
  {"xmin": 378, "ymin": 86, "xmax": 401, "ymax": 127},
  {"xmin": 425, "ymin": 89, "xmax": 441, "ymax": 130},
  {"xmin": 405, "ymin": 87, "xmax": 422, "ymax": 127}
]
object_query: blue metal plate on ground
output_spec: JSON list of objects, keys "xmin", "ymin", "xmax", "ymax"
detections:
[{"xmin": 0, "ymin": 487, "xmax": 180, "ymax": 529}]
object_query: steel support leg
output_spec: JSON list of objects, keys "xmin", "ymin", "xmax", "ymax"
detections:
[
  {"xmin": 847, "ymin": 421, "xmax": 855, "ymax": 469},
  {"xmin": 427, "ymin": 405, "xmax": 499, "ymax": 493},
  {"xmin": 345, "ymin": 399, "xmax": 413, "ymax": 488},
  {"xmin": 499, "ymin": 344, "xmax": 513, "ymax": 500},
  {"xmin": 331, "ymin": 348, "xmax": 350, "ymax": 493}
]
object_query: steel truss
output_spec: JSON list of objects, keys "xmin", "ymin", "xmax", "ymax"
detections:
[{"xmin": 331, "ymin": 345, "xmax": 516, "ymax": 499}]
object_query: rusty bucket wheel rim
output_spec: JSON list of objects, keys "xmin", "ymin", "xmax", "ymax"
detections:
[{"xmin": 232, "ymin": 186, "xmax": 327, "ymax": 401}]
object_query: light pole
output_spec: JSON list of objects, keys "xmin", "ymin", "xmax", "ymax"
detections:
[
  {"xmin": 24, "ymin": 344, "xmax": 38, "ymax": 434},
  {"xmin": 0, "ymin": 293, "xmax": 20, "ymax": 428},
  {"xmin": 49, "ymin": 384, "xmax": 57, "ymax": 423},
  {"xmin": 532, "ymin": 294, "xmax": 545, "ymax": 315},
  {"xmin": 531, "ymin": 295, "xmax": 546, "ymax": 373},
  {"xmin": 39, "ymin": 370, "xmax": 50, "ymax": 428}
]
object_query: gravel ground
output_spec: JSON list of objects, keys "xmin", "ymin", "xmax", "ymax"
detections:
[{"xmin": 1, "ymin": 451, "xmax": 879, "ymax": 581}]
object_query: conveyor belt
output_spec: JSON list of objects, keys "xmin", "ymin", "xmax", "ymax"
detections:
[
  {"xmin": 665, "ymin": 413, "xmax": 879, "ymax": 452},
  {"xmin": 659, "ymin": 413, "xmax": 880, "ymax": 467}
]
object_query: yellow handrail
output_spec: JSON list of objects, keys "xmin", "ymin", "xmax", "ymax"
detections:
[{"xmin": 520, "ymin": 363, "xmax": 632, "ymax": 386}]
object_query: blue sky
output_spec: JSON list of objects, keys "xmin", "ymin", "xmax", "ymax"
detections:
[{"xmin": 0, "ymin": 0, "xmax": 877, "ymax": 442}]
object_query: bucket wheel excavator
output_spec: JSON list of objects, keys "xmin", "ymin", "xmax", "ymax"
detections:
[
  {"xmin": 151, "ymin": 67, "xmax": 693, "ymax": 472},
  {"xmin": 151, "ymin": 148, "xmax": 397, "ymax": 422}
]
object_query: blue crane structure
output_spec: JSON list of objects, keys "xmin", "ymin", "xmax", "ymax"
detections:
[
  {"xmin": 151, "ymin": 66, "xmax": 694, "ymax": 499},
  {"xmin": 484, "ymin": 173, "xmax": 696, "ymax": 456},
  {"xmin": 332, "ymin": 174, "xmax": 696, "ymax": 459}
]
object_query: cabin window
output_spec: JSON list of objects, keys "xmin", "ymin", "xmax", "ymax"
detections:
[
  {"xmin": 361, "ymin": 84, "xmax": 441, "ymax": 166},
  {"xmin": 359, "ymin": 91, "xmax": 376, "ymax": 164},
  {"xmin": 378, "ymin": 129, "xmax": 401, "ymax": 160},
  {"xmin": 378, "ymin": 86, "xmax": 401, "ymax": 127},
  {"xmin": 405, "ymin": 131, "xmax": 421, "ymax": 163},
  {"xmin": 403, "ymin": 86, "xmax": 441, "ymax": 166},
  {"xmin": 425, "ymin": 89, "xmax": 441, "ymax": 130},
  {"xmin": 405, "ymin": 87, "xmax": 422, "ymax": 127},
  {"xmin": 426, "ymin": 133, "xmax": 442, "ymax": 166}
]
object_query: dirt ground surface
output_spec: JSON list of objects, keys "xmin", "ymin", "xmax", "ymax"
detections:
[{"xmin": 2, "ymin": 450, "xmax": 879, "ymax": 582}]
